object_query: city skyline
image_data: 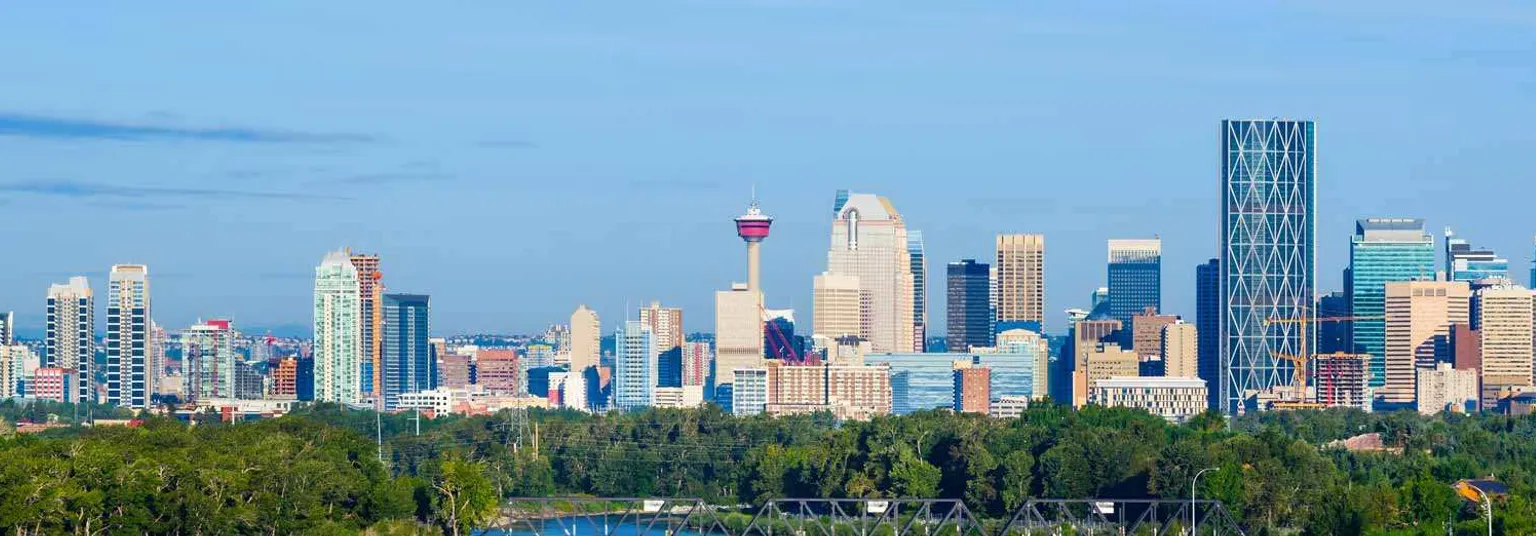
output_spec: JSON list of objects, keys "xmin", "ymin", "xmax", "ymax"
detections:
[{"xmin": 2, "ymin": 3, "xmax": 1535, "ymax": 336}]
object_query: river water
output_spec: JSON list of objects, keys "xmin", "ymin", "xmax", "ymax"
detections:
[{"xmin": 478, "ymin": 516, "xmax": 711, "ymax": 536}]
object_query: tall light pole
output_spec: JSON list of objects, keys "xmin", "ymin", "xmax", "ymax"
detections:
[
  {"xmin": 1192, "ymin": 467, "xmax": 1219, "ymax": 535},
  {"xmin": 1466, "ymin": 484, "xmax": 1493, "ymax": 536}
]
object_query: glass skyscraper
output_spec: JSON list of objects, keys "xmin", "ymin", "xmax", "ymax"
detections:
[
  {"xmin": 381, "ymin": 294, "xmax": 432, "ymax": 410},
  {"xmin": 1444, "ymin": 228, "xmax": 1509, "ymax": 283},
  {"xmin": 946, "ymin": 259, "xmax": 992, "ymax": 352},
  {"xmin": 1349, "ymin": 218, "xmax": 1433, "ymax": 388},
  {"xmin": 1220, "ymin": 119, "xmax": 1315, "ymax": 414},
  {"xmin": 613, "ymin": 320, "xmax": 657, "ymax": 411},
  {"xmin": 1107, "ymin": 239, "xmax": 1162, "ymax": 337},
  {"xmin": 909, "ymin": 231, "xmax": 927, "ymax": 352},
  {"xmin": 1195, "ymin": 259, "xmax": 1220, "ymax": 411}
]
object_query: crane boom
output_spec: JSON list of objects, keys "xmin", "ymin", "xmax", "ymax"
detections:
[{"xmin": 1261, "ymin": 314, "xmax": 1383, "ymax": 402}]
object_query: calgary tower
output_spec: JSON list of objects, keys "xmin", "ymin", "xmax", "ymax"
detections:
[{"xmin": 734, "ymin": 196, "xmax": 772, "ymax": 293}]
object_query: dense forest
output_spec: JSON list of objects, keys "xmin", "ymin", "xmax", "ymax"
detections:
[{"xmin": 3, "ymin": 399, "xmax": 1536, "ymax": 534}]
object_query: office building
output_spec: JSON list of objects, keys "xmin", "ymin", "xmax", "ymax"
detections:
[
  {"xmin": 1349, "ymin": 219, "xmax": 1435, "ymax": 388},
  {"xmin": 1195, "ymin": 259, "xmax": 1220, "ymax": 410},
  {"xmin": 1381, "ymin": 281, "xmax": 1469, "ymax": 404},
  {"xmin": 826, "ymin": 191, "xmax": 917, "ymax": 353},
  {"xmin": 764, "ymin": 361, "xmax": 891, "ymax": 421},
  {"xmin": 714, "ymin": 284, "xmax": 763, "ymax": 406},
  {"xmin": 813, "ymin": 272, "xmax": 865, "ymax": 342},
  {"xmin": 653, "ymin": 385, "xmax": 706, "ymax": 409},
  {"xmin": 865, "ymin": 352, "xmax": 966, "ymax": 415},
  {"xmin": 989, "ymin": 395, "xmax": 1030, "ymax": 418},
  {"xmin": 272, "ymin": 357, "xmax": 297, "ymax": 399},
  {"xmin": 613, "ymin": 320, "xmax": 658, "ymax": 411},
  {"xmin": 977, "ymin": 328, "xmax": 1049, "ymax": 401},
  {"xmin": 1450, "ymin": 323, "xmax": 1481, "ymax": 378},
  {"xmin": 0, "ymin": 311, "xmax": 11, "ymax": 346},
  {"xmin": 1476, "ymin": 286, "xmax": 1533, "ymax": 407},
  {"xmin": 1161, "ymin": 322, "xmax": 1198, "ymax": 378},
  {"xmin": 1445, "ymin": 228, "xmax": 1509, "ymax": 283},
  {"xmin": 909, "ymin": 231, "xmax": 928, "ymax": 351},
  {"xmin": 106, "ymin": 264, "xmax": 151, "ymax": 408},
  {"xmin": 1090, "ymin": 377, "xmax": 1207, "ymax": 422},
  {"xmin": 1074, "ymin": 342, "xmax": 1138, "ymax": 408},
  {"xmin": 1107, "ymin": 239, "xmax": 1161, "ymax": 329},
  {"xmin": 1089, "ymin": 287, "xmax": 1110, "ymax": 318},
  {"xmin": 640, "ymin": 302, "xmax": 684, "ymax": 386},
  {"xmin": 953, "ymin": 361, "xmax": 991, "ymax": 414},
  {"xmin": 31, "ymin": 367, "xmax": 74, "ymax": 403},
  {"xmin": 1417, "ymin": 362, "xmax": 1478, "ymax": 415},
  {"xmin": 348, "ymin": 252, "xmax": 382, "ymax": 397},
  {"xmin": 185, "ymin": 319, "xmax": 237, "ymax": 401},
  {"xmin": 475, "ymin": 350, "xmax": 520, "ymax": 394},
  {"xmin": 438, "ymin": 353, "xmax": 473, "ymax": 389},
  {"xmin": 681, "ymin": 341, "xmax": 710, "ymax": 387},
  {"xmin": 947, "ymin": 259, "xmax": 992, "ymax": 352},
  {"xmin": 995, "ymin": 234, "xmax": 1046, "ymax": 332},
  {"xmin": 381, "ymin": 294, "xmax": 432, "ymax": 410},
  {"xmin": 313, "ymin": 249, "xmax": 362, "ymax": 404},
  {"xmin": 46, "ymin": 277, "xmax": 93, "ymax": 403},
  {"xmin": 1221, "ymin": 119, "xmax": 1315, "ymax": 413},
  {"xmin": 1131, "ymin": 308, "xmax": 1177, "ymax": 359},
  {"xmin": 569, "ymin": 306, "xmax": 600, "ymax": 372},
  {"xmin": 731, "ymin": 367, "xmax": 768, "ymax": 416},
  {"xmin": 1316, "ymin": 291, "xmax": 1351, "ymax": 354},
  {"xmin": 1313, "ymin": 353, "xmax": 1370, "ymax": 410}
]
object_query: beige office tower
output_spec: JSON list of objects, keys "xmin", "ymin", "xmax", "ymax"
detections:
[
  {"xmin": 1476, "ymin": 286, "xmax": 1533, "ymax": 408},
  {"xmin": 1074, "ymin": 342, "xmax": 1138, "ymax": 408},
  {"xmin": 1161, "ymin": 322, "xmax": 1198, "ymax": 378},
  {"xmin": 813, "ymin": 272, "xmax": 866, "ymax": 341},
  {"xmin": 569, "ymin": 305, "xmax": 600, "ymax": 372},
  {"xmin": 714, "ymin": 284, "xmax": 764, "ymax": 387},
  {"xmin": 826, "ymin": 192, "xmax": 916, "ymax": 353},
  {"xmin": 1382, "ymin": 281, "xmax": 1471, "ymax": 404},
  {"xmin": 995, "ymin": 234, "xmax": 1046, "ymax": 330},
  {"xmin": 639, "ymin": 301, "xmax": 684, "ymax": 356},
  {"xmin": 46, "ymin": 277, "xmax": 94, "ymax": 403}
]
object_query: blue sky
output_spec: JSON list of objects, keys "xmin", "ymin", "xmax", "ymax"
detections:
[{"xmin": 1, "ymin": 2, "xmax": 1534, "ymax": 337}]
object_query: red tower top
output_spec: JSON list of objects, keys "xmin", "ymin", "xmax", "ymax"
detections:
[{"xmin": 735, "ymin": 200, "xmax": 772, "ymax": 243}]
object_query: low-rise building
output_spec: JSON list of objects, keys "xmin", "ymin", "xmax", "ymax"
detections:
[
  {"xmin": 654, "ymin": 385, "xmax": 706, "ymax": 408},
  {"xmin": 1089, "ymin": 376, "xmax": 1207, "ymax": 422},
  {"xmin": 989, "ymin": 395, "xmax": 1030, "ymax": 418},
  {"xmin": 1417, "ymin": 362, "xmax": 1478, "ymax": 415}
]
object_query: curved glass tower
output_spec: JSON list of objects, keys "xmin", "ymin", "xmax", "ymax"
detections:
[{"xmin": 1220, "ymin": 119, "xmax": 1315, "ymax": 413}]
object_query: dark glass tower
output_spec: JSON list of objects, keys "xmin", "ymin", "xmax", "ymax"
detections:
[
  {"xmin": 946, "ymin": 259, "xmax": 992, "ymax": 352},
  {"xmin": 381, "ymin": 293, "xmax": 432, "ymax": 410},
  {"xmin": 1107, "ymin": 239, "xmax": 1162, "ymax": 330},
  {"xmin": 1196, "ymin": 259, "xmax": 1221, "ymax": 411},
  {"xmin": 1220, "ymin": 119, "xmax": 1315, "ymax": 413}
]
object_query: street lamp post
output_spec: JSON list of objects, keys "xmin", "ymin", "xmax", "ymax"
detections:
[
  {"xmin": 1191, "ymin": 467, "xmax": 1219, "ymax": 536},
  {"xmin": 1467, "ymin": 485, "xmax": 1493, "ymax": 536}
]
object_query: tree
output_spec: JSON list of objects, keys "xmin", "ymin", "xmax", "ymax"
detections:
[
  {"xmin": 432, "ymin": 456, "xmax": 499, "ymax": 536},
  {"xmin": 888, "ymin": 449, "xmax": 941, "ymax": 498}
]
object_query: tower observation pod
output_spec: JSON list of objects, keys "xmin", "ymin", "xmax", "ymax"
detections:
[{"xmin": 735, "ymin": 199, "xmax": 773, "ymax": 293}]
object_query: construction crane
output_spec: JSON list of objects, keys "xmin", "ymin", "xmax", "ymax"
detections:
[
  {"xmin": 761, "ymin": 305, "xmax": 809, "ymax": 364},
  {"xmin": 1261, "ymin": 313, "xmax": 1382, "ymax": 401}
]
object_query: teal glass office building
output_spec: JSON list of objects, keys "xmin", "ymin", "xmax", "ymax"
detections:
[{"xmin": 1349, "ymin": 219, "xmax": 1433, "ymax": 388}]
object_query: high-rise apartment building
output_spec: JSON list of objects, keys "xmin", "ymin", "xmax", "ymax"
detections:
[
  {"xmin": 639, "ymin": 302, "xmax": 683, "ymax": 386},
  {"xmin": 952, "ymin": 361, "xmax": 990, "ymax": 414},
  {"xmin": 812, "ymin": 272, "xmax": 865, "ymax": 343},
  {"xmin": 1107, "ymin": 239, "xmax": 1161, "ymax": 329},
  {"xmin": 1417, "ymin": 363, "xmax": 1478, "ymax": 415},
  {"xmin": 1220, "ymin": 119, "xmax": 1315, "ymax": 413},
  {"xmin": 946, "ymin": 259, "xmax": 992, "ymax": 352},
  {"xmin": 825, "ymin": 191, "xmax": 917, "ymax": 353},
  {"xmin": 1162, "ymin": 322, "xmax": 1198, "ymax": 378},
  {"xmin": 908, "ymin": 231, "xmax": 927, "ymax": 351},
  {"xmin": 1195, "ymin": 259, "xmax": 1220, "ymax": 410},
  {"xmin": 106, "ymin": 264, "xmax": 151, "ymax": 408},
  {"xmin": 681, "ymin": 341, "xmax": 710, "ymax": 387},
  {"xmin": 613, "ymin": 320, "xmax": 657, "ymax": 411},
  {"xmin": 348, "ymin": 252, "xmax": 383, "ymax": 397},
  {"xmin": 272, "ymin": 357, "xmax": 298, "ymax": 399},
  {"xmin": 0, "ymin": 311, "xmax": 12, "ymax": 346},
  {"xmin": 1382, "ymin": 281, "xmax": 1470, "ymax": 405},
  {"xmin": 569, "ymin": 305, "xmax": 600, "ymax": 372},
  {"xmin": 995, "ymin": 234, "xmax": 1046, "ymax": 332},
  {"xmin": 313, "ymin": 249, "xmax": 362, "ymax": 405},
  {"xmin": 1475, "ymin": 286, "xmax": 1533, "ymax": 408},
  {"xmin": 381, "ymin": 294, "xmax": 432, "ymax": 410},
  {"xmin": 45, "ymin": 277, "xmax": 93, "ymax": 403},
  {"xmin": 1349, "ymin": 219, "xmax": 1435, "ymax": 388},
  {"xmin": 1444, "ymin": 228, "xmax": 1509, "ymax": 283},
  {"xmin": 186, "ymin": 319, "xmax": 236, "ymax": 401}
]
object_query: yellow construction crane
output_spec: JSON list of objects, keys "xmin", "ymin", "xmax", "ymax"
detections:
[{"xmin": 1261, "ymin": 313, "xmax": 1383, "ymax": 399}]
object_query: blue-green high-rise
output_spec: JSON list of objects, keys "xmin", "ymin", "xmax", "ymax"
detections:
[
  {"xmin": 1348, "ymin": 219, "xmax": 1433, "ymax": 388},
  {"xmin": 1220, "ymin": 119, "xmax": 1315, "ymax": 414},
  {"xmin": 381, "ymin": 293, "xmax": 433, "ymax": 410}
]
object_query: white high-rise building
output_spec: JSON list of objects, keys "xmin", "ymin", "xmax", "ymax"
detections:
[
  {"xmin": 107, "ymin": 265, "xmax": 151, "ymax": 409},
  {"xmin": 46, "ymin": 277, "xmax": 93, "ymax": 403},
  {"xmin": 613, "ymin": 320, "xmax": 657, "ymax": 411},
  {"xmin": 313, "ymin": 249, "xmax": 362, "ymax": 404},
  {"xmin": 826, "ymin": 191, "xmax": 917, "ymax": 353}
]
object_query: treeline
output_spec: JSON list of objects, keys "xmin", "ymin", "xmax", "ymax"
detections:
[{"xmin": 4, "ymin": 403, "xmax": 1536, "ymax": 534}]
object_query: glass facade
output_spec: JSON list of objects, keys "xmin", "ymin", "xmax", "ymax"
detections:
[
  {"xmin": 1349, "ymin": 219, "xmax": 1433, "ymax": 387},
  {"xmin": 1220, "ymin": 119, "xmax": 1315, "ymax": 414},
  {"xmin": 1107, "ymin": 239, "xmax": 1161, "ymax": 329},
  {"xmin": 909, "ymin": 231, "xmax": 927, "ymax": 351},
  {"xmin": 1445, "ymin": 230, "xmax": 1509, "ymax": 283},
  {"xmin": 614, "ymin": 320, "xmax": 657, "ymax": 411},
  {"xmin": 381, "ymin": 294, "xmax": 433, "ymax": 411},
  {"xmin": 1195, "ymin": 259, "xmax": 1220, "ymax": 411},
  {"xmin": 866, "ymin": 352, "xmax": 964, "ymax": 415},
  {"xmin": 946, "ymin": 259, "xmax": 992, "ymax": 352}
]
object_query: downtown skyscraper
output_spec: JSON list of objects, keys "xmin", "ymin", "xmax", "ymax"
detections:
[
  {"xmin": 1195, "ymin": 259, "xmax": 1221, "ymax": 410},
  {"xmin": 825, "ymin": 191, "xmax": 917, "ymax": 353},
  {"xmin": 613, "ymin": 320, "xmax": 658, "ymax": 411},
  {"xmin": 1444, "ymin": 228, "xmax": 1509, "ymax": 283},
  {"xmin": 106, "ymin": 265, "xmax": 151, "ymax": 408},
  {"xmin": 1107, "ymin": 238, "xmax": 1162, "ymax": 330},
  {"xmin": 1219, "ymin": 119, "xmax": 1315, "ymax": 413},
  {"xmin": 908, "ymin": 231, "xmax": 928, "ymax": 351},
  {"xmin": 45, "ymin": 277, "xmax": 93, "ymax": 403},
  {"xmin": 313, "ymin": 249, "xmax": 362, "ymax": 404},
  {"xmin": 1349, "ymin": 218, "xmax": 1434, "ymax": 388},
  {"xmin": 381, "ymin": 294, "xmax": 432, "ymax": 410},
  {"xmin": 995, "ymin": 234, "xmax": 1045, "ymax": 333},
  {"xmin": 349, "ymin": 251, "xmax": 383, "ymax": 397},
  {"xmin": 946, "ymin": 259, "xmax": 992, "ymax": 352}
]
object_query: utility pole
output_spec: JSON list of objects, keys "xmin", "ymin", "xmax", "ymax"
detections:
[{"xmin": 376, "ymin": 412, "xmax": 384, "ymax": 464}]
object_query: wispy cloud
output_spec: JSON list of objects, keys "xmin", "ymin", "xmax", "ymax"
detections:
[
  {"xmin": 0, "ymin": 112, "xmax": 376, "ymax": 144},
  {"xmin": 87, "ymin": 200, "xmax": 187, "ymax": 211},
  {"xmin": 0, "ymin": 180, "xmax": 350, "ymax": 201},
  {"xmin": 628, "ymin": 179, "xmax": 721, "ymax": 191},
  {"xmin": 475, "ymin": 139, "xmax": 538, "ymax": 149},
  {"xmin": 330, "ymin": 172, "xmax": 453, "ymax": 185}
]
